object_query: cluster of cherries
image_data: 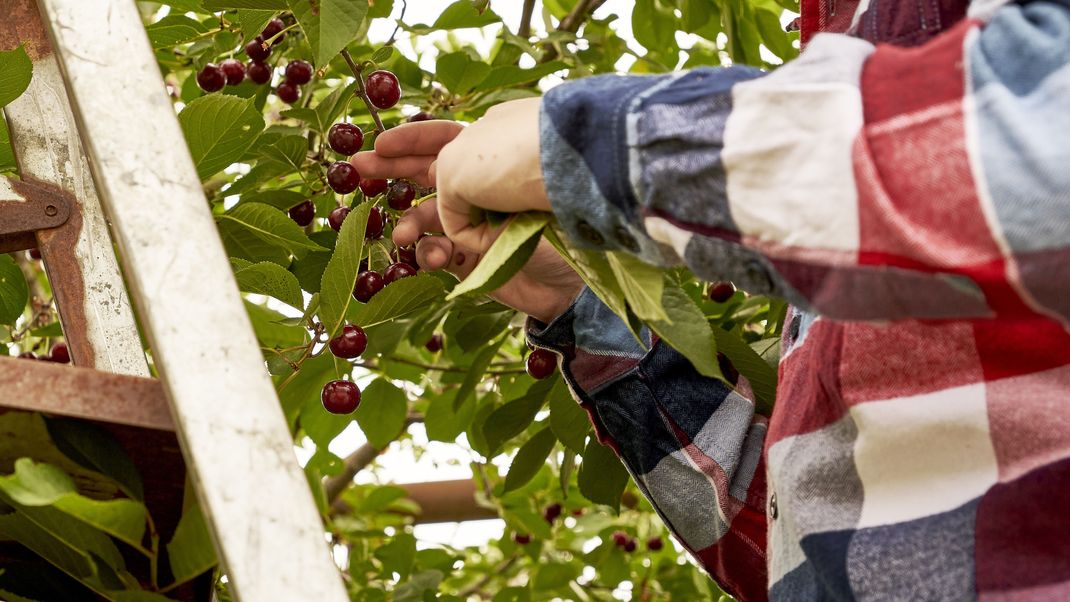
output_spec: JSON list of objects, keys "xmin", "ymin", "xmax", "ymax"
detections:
[
  {"xmin": 611, "ymin": 531, "xmax": 663, "ymax": 554},
  {"xmin": 194, "ymin": 18, "xmax": 315, "ymax": 105},
  {"xmin": 18, "ymin": 342, "xmax": 70, "ymax": 364}
]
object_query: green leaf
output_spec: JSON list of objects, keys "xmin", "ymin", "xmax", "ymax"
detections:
[
  {"xmin": 279, "ymin": 352, "xmax": 336, "ymax": 427},
  {"xmin": 632, "ymin": 0, "xmax": 680, "ymax": 56},
  {"xmin": 533, "ymin": 562, "xmax": 580, "ymax": 590},
  {"xmin": 43, "ymin": 418, "xmax": 144, "ymax": 501},
  {"xmin": 257, "ymin": 135, "xmax": 308, "ymax": 172},
  {"xmin": 502, "ymin": 426, "xmax": 556, "ymax": 493},
  {"xmin": 313, "ymin": 82, "xmax": 359, "ymax": 133},
  {"xmin": 374, "ymin": 531, "xmax": 415, "ymax": 580},
  {"xmin": 370, "ymin": 46, "xmax": 395, "ymax": 64},
  {"xmin": 544, "ymin": 226, "xmax": 632, "ymax": 335},
  {"xmin": 0, "ymin": 459, "xmax": 75, "ymax": 506},
  {"xmin": 393, "ymin": 569, "xmax": 444, "ymax": 602},
  {"xmin": 431, "ymin": 1, "xmax": 500, "ymax": 29},
  {"xmin": 452, "ymin": 335, "xmax": 507, "ymax": 411},
  {"xmin": 756, "ymin": 8, "xmax": 798, "ymax": 61},
  {"xmin": 235, "ymin": 261, "xmax": 305, "ymax": 309},
  {"xmin": 424, "ymin": 390, "xmax": 476, "ymax": 443},
  {"xmin": 245, "ymin": 300, "xmax": 307, "ymax": 348},
  {"xmin": 237, "ymin": 9, "xmax": 277, "ymax": 40},
  {"xmin": 548, "ymin": 380, "xmax": 588, "ymax": 455},
  {"xmin": 239, "ymin": 189, "xmax": 308, "ymax": 210},
  {"xmin": 435, "ymin": 52, "xmax": 492, "ymax": 94},
  {"xmin": 218, "ymin": 203, "xmax": 327, "ymax": 260},
  {"xmin": 648, "ymin": 287, "xmax": 721, "ymax": 378},
  {"xmin": 578, "ymin": 438, "xmax": 629, "ymax": 511},
  {"xmin": 606, "ymin": 252, "xmax": 668, "ymax": 322},
  {"xmin": 0, "ymin": 254, "xmax": 28, "ymax": 325},
  {"xmin": 51, "ymin": 495, "xmax": 148, "ymax": 552},
  {"xmin": 178, "ymin": 94, "xmax": 265, "ymax": 180},
  {"xmin": 144, "ymin": 16, "xmax": 210, "ymax": 49},
  {"xmin": 0, "ymin": 46, "xmax": 32, "ymax": 109},
  {"xmin": 288, "ymin": 0, "xmax": 369, "ymax": 68},
  {"xmin": 202, "ymin": 0, "xmax": 286, "ymax": 8},
  {"xmin": 473, "ymin": 62, "xmax": 567, "ymax": 92},
  {"xmin": 0, "ymin": 510, "xmax": 111, "ymax": 593},
  {"xmin": 712, "ymin": 327, "xmax": 778, "ymax": 415},
  {"xmin": 318, "ymin": 202, "xmax": 371, "ymax": 339},
  {"xmin": 483, "ymin": 377, "xmax": 556, "ymax": 456},
  {"xmin": 447, "ymin": 212, "xmax": 549, "ymax": 300},
  {"xmin": 0, "ymin": 117, "xmax": 15, "ymax": 173},
  {"xmin": 348, "ymin": 273, "xmax": 445, "ymax": 327},
  {"xmin": 166, "ymin": 502, "xmax": 217, "ymax": 586},
  {"xmin": 354, "ymin": 379, "xmax": 408, "ymax": 449}
]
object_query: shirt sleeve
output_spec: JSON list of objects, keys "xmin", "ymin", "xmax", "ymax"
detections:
[
  {"xmin": 539, "ymin": 0, "xmax": 1070, "ymax": 323},
  {"xmin": 528, "ymin": 288, "xmax": 770, "ymax": 602}
]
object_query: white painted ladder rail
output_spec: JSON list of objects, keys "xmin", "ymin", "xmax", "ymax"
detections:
[{"xmin": 17, "ymin": 0, "xmax": 350, "ymax": 599}]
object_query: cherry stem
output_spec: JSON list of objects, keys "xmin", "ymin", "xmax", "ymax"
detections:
[
  {"xmin": 340, "ymin": 49, "xmax": 387, "ymax": 134},
  {"xmin": 371, "ymin": 356, "xmax": 527, "ymax": 374}
]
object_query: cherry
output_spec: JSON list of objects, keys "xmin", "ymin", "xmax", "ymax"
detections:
[
  {"xmin": 544, "ymin": 502, "xmax": 563, "ymax": 524},
  {"xmin": 708, "ymin": 281, "xmax": 735, "ymax": 303},
  {"xmin": 386, "ymin": 180, "xmax": 416, "ymax": 210},
  {"xmin": 276, "ymin": 81, "xmax": 300, "ymax": 104},
  {"xmin": 395, "ymin": 246, "xmax": 418, "ymax": 270},
  {"xmin": 513, "ymin": 533, "xmax": 531, "ymax": 546},
  {"xmin": 288, "ymin": 200, "xmax": 315, "ymax": 226},
  {"xmin": 327, "ymin": 123, "xmax": 364, "ymax": 156},
  {"xmin": 326, "ymin": 161, "xmax": 360, "ymax": 194},
  {"xmin": 718, "ymin": 352, "xmax": 739, "ymax": 386},
  {"xmin": 359, "ymin": 178, "xmax": 388, "ymax": 197},
  {"xmin": 623, "ymin": 539, "xmax": 637, "ymax": 553},
  {"xmin": 425, "ymin": 334, "xmax": 443, "ymax": 353},
  {"xmin": 353, "ymin": 270, "xmax": 385, "ymax": 303},
  {"xmin": 28, "ymin": 248, "xmax": 41, "ymax": 260},
  {"xmin": 284, "ymin": 60, "xmax": 313, "ymax": 85},
  {"xmin": 571, "ymin": 509, "xmax": 585, "ymax": 517},
  {"xmin": 196, "ymin": 64, "xmax": 226, "ymax": 93},
  {"xmin": 261, "ymin": 18, "xmax": 285, "ymax": 43},
  {"xmin": 328, "ymin": 324, "xmax": 368, "ymax": 359},
  {"xmin": 219, "ymin": 59, "xmax": 245, "ymax": 86},
  {"xmin": 327, "ymin": 206, "xmax": 350, "ymax": 232},
  {"xmin": 647, "ymin": 537, "xmax": 663, "ymax": 551},
  {"xmin": 407, "ymin": 111, "xmax": 434, "ymax": 122},
  {"xmin": 49, "ymin": 342, "xmax": 70, "ymax": 364},
  {"xmin": 321, "ymin": 380, "xmax": 360, "ymax": 414},
  {"xmin": 365, "ymin": 206, "xmax": 385, "ymax": 239},
  {"xmin": 384, "ymin": 262, "xmax": 416, "ymax": 284},
  {"xmin": 247, "ymin": 61, "xmax": 271, "ymax": 84},
  {"xmin": 244, "ymin": 37, "xmax": 271, "ymax": 61},
  {"xmin": 526, "ymin": 349, "xmax": 556, "ymax": 380},
  {"xmin": 365, "ymin": 70, "xmax": 401, "ymax": 109},
  {"xmin": 611, "ymin": 531, "xmax": 629, "ymax": 547}
]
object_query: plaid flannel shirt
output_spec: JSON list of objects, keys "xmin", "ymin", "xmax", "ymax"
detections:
[{"xmin": 528, "ymin": 0, "xmax": 1070, "ymax": 599}]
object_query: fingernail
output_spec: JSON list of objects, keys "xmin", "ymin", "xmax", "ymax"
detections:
[{"xmin": 454, "ymin": 252, "xmax": 466, "ymax": 266}]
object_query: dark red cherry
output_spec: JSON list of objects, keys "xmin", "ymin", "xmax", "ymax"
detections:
[
  {"xmin": 623, "ymin": 539, "xmax": 637, "ymax": 553},
  {"xmin": 326, "ymin": 161, "xmax": 360, "ymax": 194},
  {"xmin": 611, "ymin": 531, "xmax": 629, "ymax": 547},
  {"xmin": 261, "ymin": 18, "xmax": 285, "ymax": 43},
  {"xmin": 49, "ymin": 342, "xmax": 70, "ymax": 364},
  {"xmin": 321, "ymin": 380, "xmax": 360, "ymax": 414},
  {"xmin": 386, "ymin": 180, "xmax": 416, "ymax": 211},
  {"xmin": 27, "ymin": 248, "xmax": 41, "ymax": 260},
  {"xmin": 365, "ymin": 206, "xmax": 385, "ymax": 240},
  {"xmin": 526, "ymin": 349, "xmax": 556, "ymax": 380},
  {"xmin": 244, "ymin": 36, "xmax": 271, "ymax": 61},
  {"xmin": 365, "ymin": 70, "xmax": 401, "ymax": 109},
  {"xmin": 647, "ymin": 537, "xmax": 664, "ymax": 551},
  {"xmin": 359, "ymin": 178, "xmax": 388, "ymax": 197},
  {"xmin": 707, "ymin": 281, "xmax": 735, "ymax": 303},
  {"xmin": 327, "ymin": 123, "xmax": 364, "ymax": 156},
  {"xmin": 425, "ymin": 334, "xmax": 443, "ymax": 353},
  {"xmin": 247, "ymin": 61, "xmax": 271, "ymax": 84},
  {"xmin": 276, "ymin": 81, "xmax": 299, "ymax": 104},
  {"xmin": 288, "ymin": 200, "xmax": 315, "ymax": 226},
  {"xmin": 407, "ymin": 111, "xmax": 434, "ymax": 122},
  {"xmin": 383, "ymin": 262, "xmax": 416, "ymax": 284},
  {"xmin": 284, "ymin": 60, "xmax": 313, "ymax": 85},
  {"xmin": 327, "ymin": 206, "xmax": 350, "ymax": 232},
  {"xmin": 513, "ymin": 533, "xmax": 531, "ymax": 546},
  {"xmin": 219, "ymin": 59, "xmax": 245, "ymax": 86},
  {"xmin": 353, "ymin": 270, "xmax": 385, "ymax": 303},
  {"xmin": 395, "ymin": 246, "xmax": 418, "ymax": 269},
  {"xmin": 196, "ymin": 64, "xmax": 226, "ymax": 92},
  {"xmin": 328, "ymin": 325, "xmax": 368, "ymax": 359},
  {"xmin": 544, "ymin": 503, "xmax": 563, "ymax": 524}
]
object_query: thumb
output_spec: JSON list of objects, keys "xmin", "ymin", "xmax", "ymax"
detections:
[{"xmin": 415, "ymin": 235, "xmax": 479, "ymax": 281}]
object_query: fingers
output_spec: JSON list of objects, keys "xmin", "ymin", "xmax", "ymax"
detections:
[
  {"xmin": 350, "ymin": 153, "xmax": 436, "ymax": 187},
  {"xmin": 416, "ymin": 236, "xmax": 478, "ymax": 279},
  {"xmin": 392, "ymin": 198, "xmax": 443, "ymax": 248},
  {"xmin": 372, "ymin": 121, "xmax": 465, "ymax": 157}
]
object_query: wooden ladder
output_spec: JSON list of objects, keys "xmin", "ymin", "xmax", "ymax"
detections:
[{"xmin": 0, "ymin": 1, "xmax": 348, "ymax": 600}]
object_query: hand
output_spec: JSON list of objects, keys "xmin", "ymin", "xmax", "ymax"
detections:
[
  {"xmin": 352, "ymin": 98, "xmax": 549, "ymax": 253},
  {"xmin": 350, "ymin": 106, "xmax": 583, "ymax": 323}
]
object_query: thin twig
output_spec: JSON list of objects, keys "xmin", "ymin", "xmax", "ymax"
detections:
[
  {"xmin": 541, "ymin": 0, "xmax": 608, "ymax": 63},
  {"xmin": 369, "ymin": 355, "xmax": 527, "ymax": 375},
  {"xmin": 458, "ymin": 554, "xmax": 520, "ymax": 597},
  {"xmin": 518, "ymin": 0, "xmax": 536, "ymax": 39},
  {"xmin": 386, "ymin": 0, "xmax": 407, "ymax": 46},
  {"xmin": 340, "ymin": 49, "xmax": 387, "ymax": 133}
]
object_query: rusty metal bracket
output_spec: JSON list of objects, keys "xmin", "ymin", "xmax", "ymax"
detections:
[{"xmin": 0, "ymin": 177, "xmax": 73, "ymax": 252}]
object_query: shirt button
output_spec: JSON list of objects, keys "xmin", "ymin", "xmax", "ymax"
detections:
[
  {"xmin": 575, "ymin": 220, "xmax": 605, "ymax": 246},
  {"xmin": 614, "ymin": 226, "xmax": 639, "ymax": 253},
  {"xmin": 769, "ymin": 492, "xmax": 778, "ymax": 520}
]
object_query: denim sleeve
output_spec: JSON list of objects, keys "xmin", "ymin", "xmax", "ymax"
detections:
[{"xmin": 528, "ymin": 288, "xmax": 770, "ymax": 601}]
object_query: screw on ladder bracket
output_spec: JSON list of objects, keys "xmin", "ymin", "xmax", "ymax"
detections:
[{"xmin": 0, "ymin": 177, "xmax": 74, "ymax": 252}]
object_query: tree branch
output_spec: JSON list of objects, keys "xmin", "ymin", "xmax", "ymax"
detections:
[
  {"xmin": 324, "ymin": 415, "xmax": 422, "ymax": 505},
  {"xmin": 340, "ymin": 49, "xmax": 387, "ymax": 134},
  {"xmin": 457, "ymin": 554, "xmax": 519, "ymax": 598},
  {"xmin": 517, "ymin": 0, "xmax": 536, "ymax": 39},
  {"xmin": 541, "ymin": 0, "xmax": 608, "ymax": 63}
]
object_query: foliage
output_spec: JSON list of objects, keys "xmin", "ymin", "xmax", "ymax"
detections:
[{"xmin": 0, "ymin": 0, "xmax": 797, "ymax": 599}]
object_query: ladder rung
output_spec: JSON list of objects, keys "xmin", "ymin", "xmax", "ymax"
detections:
[{"xmin": 0, "ymin": 356, "xmax": 171, "ymax": 431}]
